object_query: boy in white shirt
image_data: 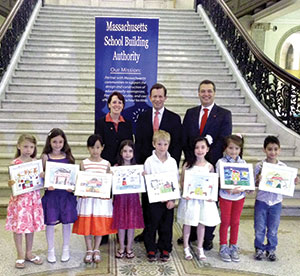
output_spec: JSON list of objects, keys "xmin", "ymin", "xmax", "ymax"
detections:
[{"xmin": 143, "ymin": 130, "xmax": 178, "ymax": 262}]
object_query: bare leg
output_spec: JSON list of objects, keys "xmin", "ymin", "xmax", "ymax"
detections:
[
  {"xmin": 126, "ymin": 229, "xmax": 135, "ymax": 252},
  {"xmin": 84, "ymin": 235, "xmax": 93, "ymax": 251},
  {"xmin": 197, "ymin": 223, "xmax": 205, "ymax": 249},
  {"xmin": 94, "ymin": 235, "xmax": 102, "ymax": 251},
  {"xmin": 118, "ymin": 229, "xmax": 126, "ymax": 252},
  {"xmin": 183, "ymin": 224, "xmax": 191, "ymax": 249},
  {"xmin": 13, "ymin": 233, "xmax": 24, "ymax": 260},
  {"xmin": 25, "ymin": 233, "xmax": 34, "ymax": 259}
]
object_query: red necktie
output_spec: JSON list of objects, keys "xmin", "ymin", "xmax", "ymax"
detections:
[
  {"xmin": 199, "ymin": 108, "xmax": 208, "ymax": 135},
  {"xmin": 153, "ymin": 111, "xmax": 159, "ymax": 132}
]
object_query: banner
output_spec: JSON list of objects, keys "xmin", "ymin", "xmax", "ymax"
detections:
[{"xmin": 95, "ymin": 17, "xmax": 159, "ymax": 131}]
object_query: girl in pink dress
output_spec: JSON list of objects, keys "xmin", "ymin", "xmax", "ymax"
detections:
[
  {"xmin": 112, "ymin": 140, "xmax": 144, "ymax": 259},
  {"xmin": 6, "ymin": 134, "xmax": 44, "ymax": 269}
]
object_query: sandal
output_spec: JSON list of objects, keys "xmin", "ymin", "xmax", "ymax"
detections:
[
  {"xmin": 84, "ymin": 250, "xmax": 93, "ymax": 264},
  {"xmin": 25, "ymin": 255, "xmax": 43, "ymax": 265},
  {"xmin": 15, "ymin": 259, "xmax": 25, "ymax": 269},
  {"xmin": 197, "ymin": 247, "xmax": 206, "ymax": 260},
  {"xmin": 93, "ymin": 250, "xmax": 101, "ymax": 264},
  {"xmin": 126, "ymin": 251, "xmax": 135, "ymax": 259},
  {"xmin": 115, "ymin": 249, "xmax": 125, "ymax": 259},
  {"xmin": 184, "ymin": 247, "xmax": 193, "ymax": 260}
]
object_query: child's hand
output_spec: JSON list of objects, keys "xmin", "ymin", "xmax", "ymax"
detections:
[
  {"xmin": 207, "ymin": 199, "xmax": 213, "ymax": 202},
  {"xmin": 8, "ymin": 180, "xmax": 15, "ymax": 187},
  {"xmin": 295, "ymin": 176, "xmax": 299, "ymax": 185},
  {"xmin": 166, "ymin": 200, "xmax": 175, "ymax": 209},
  {"xmin": 40, "ymin": 172, "xmax": 45, "ymax": 178},
  {"xmin": 67, "ymin": 189, "xmax": 73, "ymax": 193},
  {"xmin": 232, "ymin": 187, "xmax": 244, "ymax": 194},
  {"xmin": 246, "ymin": 190, "xmax": 255, "ymax": 195},
  {"xmin": 48, "ymin": 186, "xmax": 55, "ymax": 191},
  {"xmin": 184, "ymin": 196, "xmax": 191, "ymax": 200}
]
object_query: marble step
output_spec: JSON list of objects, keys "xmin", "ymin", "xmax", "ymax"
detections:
[
  {"xmin": 0, "ymin": 118, "xmax": 94, "ymax": 130},
  {"xmin": 24, "ymin": 43, "xmax": 218, "ymax": 51},
  {"xmin": 26, "ymin": 37, "xmax": 215, "ymax": 46},
  {"xmin": 169, "ymin": 103, "xmax": 250, "ymax": 113},
  {"xmin": 0, "ymin": 129, "xmax": 92, "ymax": 144}
]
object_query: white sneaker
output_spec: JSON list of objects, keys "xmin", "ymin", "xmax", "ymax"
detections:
[
  {"xmin": 197, "ymin": 247, "xmax": 206, "ymax": 260},
  {"xmin": 61, "ymin": 246, "xmax": 70, "ymax": 262},
  {"xmin": 47, "ymin": 249, "xmax": 56, "ymax": 263}
]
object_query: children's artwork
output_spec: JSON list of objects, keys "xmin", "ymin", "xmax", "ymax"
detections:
[
  {"xmin": 144, "ymin": 172, "xmax": 180, "ymax": 203},
  {"xmin": 258, "ymin": 162, "xmax": 298, "ymax": 196},
  {"xmin": 111, "ymin": 165, "xmax": 146, "ymax": 195},
  {"xmin": 182, "ymin": 170, "xmax": 219, "ymax": 201},
  {"xmin": 9, "ymin": 160, "xmax": 44, "ymax": 196},
  {"xmin": 220, "ymin": 162, "xmax": 255, "ymax": 190},
  {"xmin": 44, "ymin": 161, "xmax": 79, "ymax": 190},
  {"xmin": 75, "ymin": 171, "xmax": 112, "ymax": 198}
]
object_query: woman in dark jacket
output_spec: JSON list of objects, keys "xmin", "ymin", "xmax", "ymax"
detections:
[{"xmin": 95, "ymin": 91, "xmax": 133, "ymax": 165}]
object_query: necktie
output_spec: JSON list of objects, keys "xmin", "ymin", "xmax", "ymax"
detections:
[
  {"xmin": 153, "ymin": 111, "xmax": 159, "ymax": 132},
  {"xmin": 199, "ymin": 108, "xmax": 208, "ymax": 135}
]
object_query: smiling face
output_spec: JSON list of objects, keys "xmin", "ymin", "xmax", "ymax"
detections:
[
  {"xmin": 18, "ymin": 140, "xmax": 35, "ymax": 159},
  {"xmin": 198, "ymin": 83, "xmax": 215, "ymax": 107},
  {"xmin": 121, "ymin": 145, "xmax": 134, "ymax": 164},
  {"xmin": 225, "ymin": 142, "xmax": 241, "ymax": 161},
  {"xmin": 150, "ymin": 88, "xmax": 167, "ymax": 111},
  {"xmin": 264, "ymin": 143, "xmax": 280, "ymax": 163},
  {"xmin": 50, "ymin": 135, "xmax": 64, "ymax": 154},
  {"xmin": 88, "ymin": 140, "xmax": 103, "ymax": 160},
  {"xmin": 194, "ymin": 140, "xmax": 209, "ymax": 160},
  {"xmin": 108, "ymin": 95, "xmax": 124, "ymax": 116}
]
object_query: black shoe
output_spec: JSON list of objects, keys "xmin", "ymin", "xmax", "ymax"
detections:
[
  {"xmin": 266, "ymin": 251, "xmax": 276, "ymax": 261},
  {"xmin": 160, "ymin": 250, "xmax": 170, "ymax": 262},
  {"xmin": 134, "ymin": 233, "xmax": 144, "ymax": 243},
  {"xmin": 147, "ymin": 251, "xmax": 157, "ymax": 262},
  {"xmin": 203, "ymin": 240, "xmax": 213, "ymax": 251},
  {"xmin": 254, "ymin": 249, "xmax": 264, "ymax": 261},
  {"xmin": 177, "ymin": 237, "xmax": 183, "ymax": 245}
]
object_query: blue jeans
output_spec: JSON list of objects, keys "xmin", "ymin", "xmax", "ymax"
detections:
[{"xmin": 254, "ymin": 200, "xmax": 281, "ymax": 252}]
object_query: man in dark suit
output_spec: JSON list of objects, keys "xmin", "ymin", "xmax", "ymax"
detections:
[
  {"xmin": 181, "ymin": 79, "xmax": 232, "ymax": 249},
  {"xmin": 134, "ymin": 82, "xmax": 182, "ymax": 242}
]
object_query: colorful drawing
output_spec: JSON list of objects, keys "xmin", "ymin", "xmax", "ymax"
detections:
[
  {"xmin": 182, "ymin": 170, "xmax": 218, "ymax": 201},
  {"xmin": 144, "ymin": 172, "xmax": 180, "ymax": 203},
  {"xmin": 111, "ymin": 165, "xmax": 146, "ymax": 195},
  {"xmin": 220, "ymin": 162, "xmax": 255, "ymax": 190},
  {"xmin": 75, "ymin": 171, "xmax": 112, "ymax": 198},
  {"xmin": 44, "ymin": 161, "xmax": 79, "ymax": 190},
  {"xmin": 259, "ymin": 162, "xmax": 298, "ymax": 197},
  {"xmin": 9, "ymin": 160, "xmax": 44, "ymax": 196}
]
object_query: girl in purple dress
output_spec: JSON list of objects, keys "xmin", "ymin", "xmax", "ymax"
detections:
[
  {"xmin": 112, "ymin": 140, "xmax": 144, "ymax": 259},
  {"xmin": 41, "ymin": 128, "xmax": 77, "ymax": 263}
]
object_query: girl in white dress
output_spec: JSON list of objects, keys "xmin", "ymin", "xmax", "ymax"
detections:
[{"xmin": 177, "ymin": 136, "xmax": 220, "ymax": 260}]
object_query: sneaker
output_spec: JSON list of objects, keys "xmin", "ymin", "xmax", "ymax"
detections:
[
  {"xmin": 219, "ymin": 245, "xmax": 231, "ymax": 262},
  {"xmin": 160, "ymin": 250, "xmax": 170, "ymax": 262},
  {"xmin": 61, "ymin": 246, "xmax": 70, "ymax": 262},
  {"xmin": 254, "ymin": 249, "xmax": 264, "ymax": 261},
  {"xmin": 230, "ymin": 244, "xmax": 240, "ymax": 262},
  {"xmin": 266, "ymin": 251, "xmax": 277, "ymax": 262},
  {"xmin": 197, "ymin": 247, "xmax": 206, "ymax": 260},
  {"xmin": 147, "ymin": 251, "xmax": 157, "ymax": 262},
  {"xmin": 47, "ymin": 249, "xmax": 56, "ymax": 263}
]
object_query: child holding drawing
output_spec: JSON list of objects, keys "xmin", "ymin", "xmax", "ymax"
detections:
[
  {"xmin": 6, "ymin": 134, "xmax": 44, "ymax": 269},
  {"xmin": 72, "ymin": 134, "xmax": 117, "ymax": 264},
  {"xmin": 112, "ymin": 140, "xmax": 144, "ymax": 259},
  {"xmin": 177, "ymin": 136, "xmax": 220, "ymax": 261}
]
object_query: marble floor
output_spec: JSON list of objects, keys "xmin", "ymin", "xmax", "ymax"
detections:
[{"xmin": 1, "ymin": 218, "xmax": 299, "ymax": 276}]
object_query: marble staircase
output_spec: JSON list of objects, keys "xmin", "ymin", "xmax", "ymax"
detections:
[{"xmin": 0, "ymin": 4, "xmax": 299, "ymax": 217}]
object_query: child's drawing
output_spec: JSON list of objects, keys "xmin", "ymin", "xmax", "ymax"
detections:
[
  {"xmin": 9, "ymin": 160, "xmax": 44, "ymax": 196},
  {"xmin": 220, "ymin": 162, "xmax": 255, "ymax": 190},
  {"xmin": 259, "ymin": 162, "xmax": 298, "ymax": 196},
  {"xmin": 182, "ymin": 170, "xmax": 218, "ymax": 201},
  {"xmin": 44, "ymin": 161, "xmax": 79, "ymax": 190},
  {"xmin": 145, "ymin": 172, "xmax": 180, "ymax": 203},
  {"xmin": 75, "ymin": 171, "xmax": 112, "ymax": 198},
  {"xmin": 111, "ymin": 165, "xmax": 145, "ymax": 195}
]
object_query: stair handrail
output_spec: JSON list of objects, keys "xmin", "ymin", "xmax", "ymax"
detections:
[
  {"xmin": 198, "ymin": 0, "xmax": 300, "ymax": 135},
  {"xmin": 0, "ymin": 0, "xmax": 39, "ymax": 80}
]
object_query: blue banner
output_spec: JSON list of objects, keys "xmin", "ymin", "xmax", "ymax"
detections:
[{"xmin": 95, "ymin": 17, "xmax": 159, "ymax": 131}]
